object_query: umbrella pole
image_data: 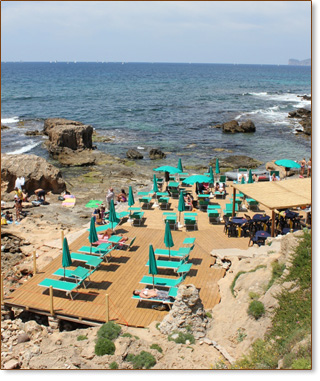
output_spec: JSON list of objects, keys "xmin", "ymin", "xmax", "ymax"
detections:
[{"xmin": 152, "ymin": 275, "xmax": 155, "ymax": 290}]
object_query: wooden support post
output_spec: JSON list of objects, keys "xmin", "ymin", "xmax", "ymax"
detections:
[
  {"xmin": 105, "ymin": 294, "xmax": 109, "ymax": 322},
  {"xmin": 33, "ymin": 251, "xmax": 37, "ymax": 275},
  {"xmin": 1, "ymin": 275, "xmax": 3, "ymax": 305},
  {"xmin": 271, "ymin": 210, "xmax": 275, "ymax": 237},
  {"xmin": 49, "ymin": 286, "xmax": 54, "ymax": 315},
  {"xmin": 232, "ymin": 187, "xmax": 236, "ymax": 217}
]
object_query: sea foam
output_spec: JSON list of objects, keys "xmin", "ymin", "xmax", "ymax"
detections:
[
  {"xmin": 6, "ymin": 141, "xmax": 41, "ymax": 155},
  {"xmin": 1, "ymin": 116, "xmax": 19, "ymax": 124}
]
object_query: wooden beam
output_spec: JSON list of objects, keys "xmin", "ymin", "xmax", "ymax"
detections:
[
  {"xmin": 49, "ymin": 286, "xmax": 54, "ymax": 315},
  {"xmin": 33, "ymin": 251, "xmax": 37, "ymax": 275},
  {"xmin": 232, "ymin": 187, "xmax": 236, "ymax": 217},
  {"xmin": 105, "ymin": 294, "xmax": 109, "ymax": 323},
  {"xmin": 271, "ymin": 210, "xmax": 275, "ymax": 237}
]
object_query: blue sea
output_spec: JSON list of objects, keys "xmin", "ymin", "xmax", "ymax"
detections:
[{"xmin": 1, "ymin": 62, "xmax": 311, "ymax": 168}]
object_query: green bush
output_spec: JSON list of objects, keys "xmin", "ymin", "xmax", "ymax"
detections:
[
  {"xmin": 121, "ymin": 333, "xmax": 132, "ymax": 338},
  {"xmin": 168, "ymin": 331, "xmax": 195, "ymax": 344},
  {"xmin": 97, "ymin": 321, "xmax": 121, "ymax": 341},
  {"xmin": 291, "ymin": 358, "xmax": 311, "ymax": 370},
  {"xmin": 205, "ymin": 312, "xmax": 212, "ymax": 318},
  {"xmin": 126, "ymin": 353, "xmax": 135, "ymax": 362},
  {"xmin": 77, "ymin": 335, "xmax": 87, "ymax": 341},
  {"xmin": 109, "ymin": 361, "xmax": 118, "ymax": 370},
  {"xmin": 130, "ymin": 351, "xmax": 156, "ymax": 369},
  {"xmin": 150, "ymin": 343, "xmax": 163, "ymax": 353},
  {"xmin": 94, "ymin": 337, "xmax": 116, "ymax": 356},
  {"xmin": 266, "ymin": 261, "xmax": 286, "ymax": 290},
  {"xmin": 248, "ymin": 300, "xmax": 265, "ymax": 320}
]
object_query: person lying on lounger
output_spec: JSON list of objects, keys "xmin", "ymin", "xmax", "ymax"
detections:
[{"xmin": 133, "ymin": 288, "xmax": 170, "ymax": 301}]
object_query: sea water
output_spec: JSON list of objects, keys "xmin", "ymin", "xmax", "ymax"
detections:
[{"xmin": 1, "ymin": 62, "xmax": 311, "ymax": 167}]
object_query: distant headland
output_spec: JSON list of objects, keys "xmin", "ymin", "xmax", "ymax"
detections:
[{"xmin": 288, "ymin": 58, "xmax": 311, "ymax": 66}]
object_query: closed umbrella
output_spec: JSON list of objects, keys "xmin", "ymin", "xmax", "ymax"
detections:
[
  {"xmin": 164, "ymin": 220, "xmax": 174, "ymax": 258},
  {"xmin": 241, "ymin": 175, "xmax": 245, "ymax": 184},
  {"xmin": 128, "ymin": 186, "xmax": 135, "ymax": 218},
  {"xmin": 248, "ymin": 169, "xmax": 253, "ymax": 184},
  {"xmin": 62, "ymin": 237, "xmax": 72, "ymax": 280},
  {"xmin": 88, "ymin": 217, "xmax": 98, "ymax": 255},
  {"xmin": 148, "ymin": 244, "xmax": 158, "ymax": 289},
  {"xmin": 209, "ymin": 166, "xmax": 214, "ymax": 184},
  {"xmin": 183, "ymin": 174, "xmax": 211, "ymax": 185},
  {"xmin": 108, "ymin": 199, "xmax": 119, "ymax": 231},
  {"xmin": 153, "ymin": 165, "xmax": 182, "ymax": 174},
  {"xmin": 153, "ymin": 174, "xmax": 158, "ymax": 193},
  {"xmin": 177, "ymin": 158, "xmax": 183, "ymax": 172},
  {"xmin": 215, "ymin": 158, "xmax": 220, "ymax": 174},
  {"xmin": 177, "ymin": 191, "xmax": 186, "ymax": 227}
]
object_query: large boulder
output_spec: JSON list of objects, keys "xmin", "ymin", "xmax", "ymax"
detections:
[
  {"xmin": 43, "ymin": 118, "xmax": 96, "ymax": 166},
  {"xmin": 126, "ymin": 149, "xmax": 143, "ymax": 160},
  {"xmin": 1, "ymin": 154, "xmax": 66, "ymax": 194},
  {"xmin": 288, "ymin": 108, "xmax": 311, "ymax": 136},
  {"xmin": 149, "ymin": 148, "xmax": 166, "ymax": 160},
  {"xmin": 221, "ymin": 120, "xmax": 256, "ymax": 133},
  {"xmin": 159, "ymin": 284, "xmax": 208, "ymax": 340},
  {"xmin": 265, "ymin": 160, "xmax": 295, "ymax": 178},
  {"xmin": 210, "ymin": 155, "xmax": 262, "ymax": 171}
]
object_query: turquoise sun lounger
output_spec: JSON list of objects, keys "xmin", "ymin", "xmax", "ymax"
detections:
[
  {"xmin": 38, "ymin": 278, "xmax": 80, "ymax": 299},
  {"xmin": 88, "ymin": 222, "xmax": 119, "ymax": 233},
  {"xmin": 52, "ymin": 266, "xmax": 95, "ymax": 288},
  {"xmin": 70, "ymin": 252, "xmax": 103, "ymax": 268},
  {"xmin": 139, "ymin": 274, "xmax": 187, "ymax": 288},
  {"xmin": 132, "ymin": 287, "xmax": 178, "ymax": 308},
  {"xmin": 146, "ymin": 256, "xmax": 189, "ymax": 270}
]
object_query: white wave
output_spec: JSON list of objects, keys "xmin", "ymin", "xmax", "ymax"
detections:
[
  {"xmin": 235, "ymin": 106, "xmax": 285, "ymax": 121},
  {"xmin": 137, "ymin": 146, "xmax": 145, "ymax": 150},
  {"xmin": 1, "ymin": 116, "xmax": 19, "ymax": 124},
  {"xmin": 248, "ymin": 92, "xmax": 311, "ymax": 107},
  {"xmin": 6, "ymin": 141, "xmax": 41, "ymax": 155}
]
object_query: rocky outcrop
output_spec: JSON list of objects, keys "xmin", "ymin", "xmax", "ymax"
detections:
[
  {"xmin": 1, "ymin": 153, "xmax": 66, "ymax": 194},
  {"xmin": 265, "ymin": 160, "xmax": 295, "ymax": 178},
  {"xmin": 126, "ymin": 149, "xmax": 144, "ymax": 160},
  {"xmin": 149, "ymin": 148, "xmax": 166, "ymax": 160},
  {"xmin": 210, "ymin": 155, "xmax": 262, "ymax": 172},
  {"xmin": 25, "ymin": 130, "xmax": 43, "ymax": 136},
  {"xmin": 159, "ymin": 284, "xmax": 209, "ymax": 340},
  {"xmin": 288, "ymin": 108, "xmax": 311, "ymax": 136},
  {"xmin": 212, "ymin": 120, "xmax": 256, "ymax": 133},
  {"xmin": 43, "ymin": 118, "xmax": 95, "ymax": 165}
]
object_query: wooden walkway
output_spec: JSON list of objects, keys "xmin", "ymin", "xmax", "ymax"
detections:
[{"xmin": 3, "ymin": 183, "xmax": 258, "ymax": 327}]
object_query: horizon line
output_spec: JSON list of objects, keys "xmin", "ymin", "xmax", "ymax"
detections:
[{"xmin": 1, "ymin": 60, "xmax": 311, "ymax": 66}]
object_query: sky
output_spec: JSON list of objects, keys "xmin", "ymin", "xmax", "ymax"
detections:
[{"xmin": 1, "ymin": 1, "xmax": 311, "ymax": 64}]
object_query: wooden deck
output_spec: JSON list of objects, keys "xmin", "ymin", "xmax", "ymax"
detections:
[{"xmin": 3, "ymin": 184, "xmax": 256, "ymax": 327}]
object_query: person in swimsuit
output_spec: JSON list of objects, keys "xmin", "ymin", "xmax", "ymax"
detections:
[
  {"xmin": 307, "ymin": 158, "xmax": 311, "ymax": 177},
  {"xmin": 299, "ymin": 158, "xmax": 306, "ymax": 177},
  {"xmin": 133, "ymin": 288, "xmax": 170, "ymax": 301}
]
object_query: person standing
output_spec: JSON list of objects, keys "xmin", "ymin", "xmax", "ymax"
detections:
[
  {"xmin": 299, "ymin": 158, "xmax": 306, "ymax": 177},
  {"xmin": 106, "ymin": 188, "xmax": 115, "ymax": 210},
  {"xmin": 307, "ymin": 158, "xmax": 311, "ymax": 177}
]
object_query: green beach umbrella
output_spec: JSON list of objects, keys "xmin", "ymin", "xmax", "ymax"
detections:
[
  {"xmin": 177, "ymin": 158, "xmax": 183, "ymax": 172},
  {"xmin": 128, "ymin": 186, "xmax": 135, "ymax": 217},
  {"xmin": 88, "ymin": 217, "xmax": 98, "ymax": 254},
  {"xmin": 248, "ymin": 169, "xmax": 253, "ymax": 184},
  {"xmin": 153, "ymin": 174, "xmax": 158, "ymax": 193},
  {"xmin": 164, "ymin": 220, "xmax": 174, "ymax": 258},
  {"xmin": 178, "ymin": 190, "xmax": 186, "ymax": 225},
  {"xmin": 274, "ymin": 159, "xmax": 301, "ymax": 169},
  {"xmin": 241, "ymin": 175, "xmax": 245, "ymax": 184},
  {"xmin": 215, "ymin": 158, "xmax": 220, "ymax": 174},
  {"xmin": 153, "ymin": 165, "xmax": 182, "ymax": 174},
  {"xmin": 62, "ymin": 237, "xmax": 72, "ymax": 279},
  {"xmin": 108, "ymin": 199, "xmax": 119, "ymax": 231},
  {"xmin": 148, "ymin": 244, "xmax": 158, "ymax": 289},
  {"xmin": 183, "ymin": 174, "xmax": 211, "ymax": 185},
  {"xmin": 209, "ymin": 166, "xmax": 214, "ymax": 184}
]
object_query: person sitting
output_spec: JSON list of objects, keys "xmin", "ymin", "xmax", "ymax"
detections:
[
  {"xmin": 5, "ymin": 211, "xmax": 13, "ymax": 222},
  {"xmin": 133, "ymin": 288, "xmax": 170, "ymax": 301},
  {"xmin": 101, "ymin": 228, "xmax": 114, "ymax": 240},
  {"xmin": 117, "ymin": 189, "xmax": 127, "ymax": 203},
  {"xmin": 35, "ymin": 189, "xmax": 46, "ymax": 202},
  {"xmin": 271, "ymin": 173, "xmax": 279, "ymax": 181},
  {"xmin": 184, "ymin": 193, "xmax": 193, "ymax": 210},
  {"xmin": 214, "ymin": 182, "xmax": 220, "ymax": 192},
  {"xmin": 202, "ymin": 183, "xmax": 211, "ymax": 194},
  {"xmin": 92, "ymin": 208, "xmax": 103, "ymax": 224}
]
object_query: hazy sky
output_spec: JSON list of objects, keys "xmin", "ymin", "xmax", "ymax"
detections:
[{"xmin": 1, "ymin": 1, "xmax": 311, "ymax": 64}]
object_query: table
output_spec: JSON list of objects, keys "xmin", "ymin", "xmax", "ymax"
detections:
[
  {"xmin": 252, "ymin": 214, "xmax": 270, "ymax": 231},
  {"xmin": 255, "ymin": 230, "xmax": 271, "ymax": 244},
  {"xmin": 230, "ymin": 217, "xmax": 247, "ymax": 237}
]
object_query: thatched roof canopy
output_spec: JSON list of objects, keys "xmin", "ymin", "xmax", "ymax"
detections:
[{"xmin": 232, "ymin": 178, "xmax": 311, "ymax": 210}]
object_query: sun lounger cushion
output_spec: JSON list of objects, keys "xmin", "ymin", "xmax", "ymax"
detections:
[
  {"xmin": 39, "ymin": 278, "xmax": 78, "ymax": 293},
  {"xmin": 139, "ymin": 274, "xmax": 186, "ymax": 288},
  {"xmin": 70, "ymin": 252, "xmax": 103, "ymax": 267}
]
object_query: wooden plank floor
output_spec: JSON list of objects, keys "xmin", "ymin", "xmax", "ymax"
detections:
[{"xmin": 3, "ymin": 182, "xmax": 263, "ymax": 327}]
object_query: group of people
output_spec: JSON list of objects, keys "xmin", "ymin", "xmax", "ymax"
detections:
[
  {"xmin": 105, "ymin": 188, "xmax": 128, "ymax": 209},
  {"xmin": 299, "ymin": 158, "xmax": 311, "ymax": 178}
]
